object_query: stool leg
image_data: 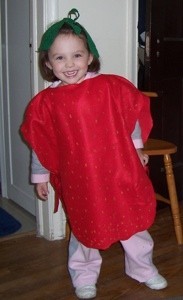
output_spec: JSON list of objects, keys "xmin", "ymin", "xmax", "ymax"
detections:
[
  {"xmin": 65, "ymin": 221, "xmax": 71, "ymax": 241},
  {"xmin": 164, "ymin": 154, "xmax": 183, "ymax": 244}
]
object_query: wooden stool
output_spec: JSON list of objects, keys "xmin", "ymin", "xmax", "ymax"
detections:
[{"xmin": 142, "ymin": 92, "xmax": 183, "ymax": 245}]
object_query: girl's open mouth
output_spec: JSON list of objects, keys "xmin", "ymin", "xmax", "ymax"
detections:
[{"xmin": 64, "ymin": 71, "xmax": 78, "ymax": 77}]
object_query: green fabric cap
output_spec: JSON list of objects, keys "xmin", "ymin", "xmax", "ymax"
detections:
[{"xmin": 38, "ymin": 8, "xmax": 99, "ymax": 58}]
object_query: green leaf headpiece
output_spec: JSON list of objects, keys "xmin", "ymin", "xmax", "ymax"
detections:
[{"xmin": 38, "ymin": 8, "xmax": 99, "ymax": 58}]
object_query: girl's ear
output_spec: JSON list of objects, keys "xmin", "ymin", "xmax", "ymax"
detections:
[
  {"xmin": 45, "ymin": 61, "xmax": 52, "ymax": 70},
  {"xmin": 88, "ymin": 54, "xmax": 94, "ymax": 65}
]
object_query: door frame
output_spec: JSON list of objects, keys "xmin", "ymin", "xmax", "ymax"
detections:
[
  {"xmin": 0, "ymin": 0, "xmax": 7, "ymax": 197},
  {"xmin": 32, "ymin": 0, "xmax": 67, "ymax": 240}
]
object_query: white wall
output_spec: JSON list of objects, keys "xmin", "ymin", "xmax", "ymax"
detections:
[{"xmin": 45, "ymin": 0, "xmax": 138, "ymax": 84}]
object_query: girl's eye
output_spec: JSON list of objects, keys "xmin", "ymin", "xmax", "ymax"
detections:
[
  {"xmin": 56, "ymin": 56, "xmax": 63, "ymax": 60},
  {"xmin": 75, "ymin": 53, "xmax": 82, "ymax": 58}
]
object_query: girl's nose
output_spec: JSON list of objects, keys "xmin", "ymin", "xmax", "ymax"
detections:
[{"xmin": 65, "ymin": 58, "xmax": 74, "ymax": 68}]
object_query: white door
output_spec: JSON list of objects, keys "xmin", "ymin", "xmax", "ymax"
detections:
[
  {"xmin": 0, "ymin": 0, "xmax": 36, "ymax": 215},
  {"xmin": 0, "ymin": 0, "xmax": 67, "ymax": 240}
]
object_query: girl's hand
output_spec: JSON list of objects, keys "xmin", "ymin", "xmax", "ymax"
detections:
[
  {"xmin": 35, "ymin": 182, "xmax": 49, "ymax": 200},
  {"xmin": 136, "ymin": 148, "xmax": 149, "ymax": 166}
]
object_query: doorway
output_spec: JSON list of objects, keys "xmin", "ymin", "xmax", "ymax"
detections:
[{"xmin": 138, "ymin": 0, "xmax": 183, "ymax": 199}]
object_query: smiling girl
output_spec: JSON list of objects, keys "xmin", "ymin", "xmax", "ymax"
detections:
[{"xmin": 21, "ymin": 9, "xmax": 167, "ymax": 299}]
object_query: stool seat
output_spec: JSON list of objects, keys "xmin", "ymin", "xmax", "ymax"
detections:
[{"xmin": 144, "ymin": 139, "xmax": 177, "ymax": 155}]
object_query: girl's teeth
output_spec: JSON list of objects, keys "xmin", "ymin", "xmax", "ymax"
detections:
[{"xmin": 66, "ymin": 71, "xmax": 77, "ymax": 76}]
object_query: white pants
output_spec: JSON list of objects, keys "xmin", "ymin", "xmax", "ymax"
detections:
[{"xmin": 68, "ymin": 230, "xmax": 158, "ymax": 288}]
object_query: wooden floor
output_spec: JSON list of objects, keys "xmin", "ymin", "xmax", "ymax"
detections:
[{"xmin": 0, "ymin": 203, "xmax": 183, "ymax": 300}]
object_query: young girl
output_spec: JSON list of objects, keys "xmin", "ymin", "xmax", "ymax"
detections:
[{"xmin": 21, "ymin": 9, "xmax": 167, "ymax": 299}]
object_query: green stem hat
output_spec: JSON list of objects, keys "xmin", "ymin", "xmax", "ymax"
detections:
[{"xmin": 38, "ymin": 8, "xmax": 99, "ymax": 58}]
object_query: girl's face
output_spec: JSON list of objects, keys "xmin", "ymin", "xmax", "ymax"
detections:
[{"xmin": 46, "ymin": 34, "xmax": 93, "ymax": 85}]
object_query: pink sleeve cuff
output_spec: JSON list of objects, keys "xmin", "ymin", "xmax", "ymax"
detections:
[
  {"xmin": 31, "ymin": 173, "xmax": 50, "ymax": 183},
  {"xmin": 133, "ymin": 138, "xmax": 144, "ymax": 149}
]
